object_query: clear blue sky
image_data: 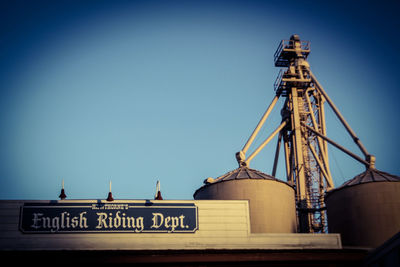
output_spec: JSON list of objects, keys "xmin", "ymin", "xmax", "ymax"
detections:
[{"xmin": 0, "ymin": 0, "xmax": 399, "ymax": 200}]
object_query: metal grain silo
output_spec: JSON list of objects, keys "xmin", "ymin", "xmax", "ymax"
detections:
[
  {"xmin": 193, "ymin": 167, "xmax": 297, "ymax": 233},
  {"xmin": 325, "ymin": 168, "xmax": 400, "ymax": 248}
]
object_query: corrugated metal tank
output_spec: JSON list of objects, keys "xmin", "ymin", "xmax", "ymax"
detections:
[
  {"xmin": 193, "ymin": 167, "xmax": 297, "ymax": 233},
  {"xmin": 325, "ymin": 168, "xmax": 400, "ymax": 248}
]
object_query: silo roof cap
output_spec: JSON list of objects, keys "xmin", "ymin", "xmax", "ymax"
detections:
[
  {"xmin": 194, "ymin": 167, "xmax": 294, "ymax": 199},
  {"xmin": 203, "ymin": 167, "xmax": 289, "ymax": 185},
  {"xmin": 328, "ymin": 168, "xmax": 400, "ymax": 194}
]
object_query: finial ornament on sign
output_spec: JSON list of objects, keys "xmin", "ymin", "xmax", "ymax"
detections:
[
  {"xmin": 106, "ymin": 180, "xmax": 114, "ymax": 201},
  {"xmin": 154, "ymin": 180, "xmax": 163, "ymax": 200},
  {"xmin": 59, "ymin": 178, "xmax": 67, "ymax": 200}
]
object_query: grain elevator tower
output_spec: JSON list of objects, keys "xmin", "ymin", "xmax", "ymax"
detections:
[
  {"xmin": 195, "ymin": 35, "xmax": 399, "ymax": 238},
  {"xmin": 235, "ymin": 35, "xmax": 376, "ymax": 233}
]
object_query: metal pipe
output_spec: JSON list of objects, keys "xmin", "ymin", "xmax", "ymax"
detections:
[
  {"xmin": 272, "ymin": 132, "xmax": 283, "ymax": 177},
  {"xmin": 245, "ymin": 120, "xmax": 287, "ymax": 165},
  {"xmin": 303, "ymin": 124, "xmax": 370, "ymax": 167},
  {"xmin": 318, "ymin": 93, "xmax": 330, "ymax": 172},
  {"xmin": 309, "ymin": 72, "xmax": 370, "ymax": 157},
  {"xmin": 283, "ymin": 133, "xmax": 292, "ymax": 183},
  {"xmin": 242, "ymin": 95, "xmax": 280, "ymax": 154}
]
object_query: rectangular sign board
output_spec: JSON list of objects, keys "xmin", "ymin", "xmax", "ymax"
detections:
[{"xmin": 20, "ymin": 202, "xmax": 198, "ymax": 233}]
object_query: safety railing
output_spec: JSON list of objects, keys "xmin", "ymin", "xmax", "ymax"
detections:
[{"xmin": 274, "ymin": 39, "xmax": 311, "ymax": 67}]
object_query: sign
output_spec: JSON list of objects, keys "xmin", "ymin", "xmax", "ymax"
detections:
[{"xmin": 19, "ymin": 202, "xmax": 198, "ymax": 233}]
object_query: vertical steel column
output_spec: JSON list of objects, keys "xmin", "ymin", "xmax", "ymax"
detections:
[{"xmin": 290, "ymin": 87, "xmax": 310, "ymax": 232}]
